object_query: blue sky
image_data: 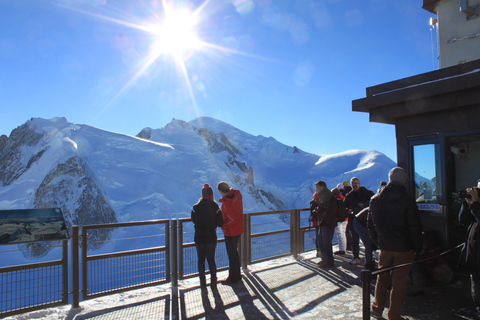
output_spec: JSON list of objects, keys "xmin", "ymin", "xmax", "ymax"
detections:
[{"xmin": 0, "ymin": 0, "xmax": 436, "ymax": 162}]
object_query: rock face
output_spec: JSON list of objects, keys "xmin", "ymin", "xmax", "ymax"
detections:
[
  {"xmin": 0, "ymin": 119, "xmax": 118, "ymax": 257},
  {"xmin": 0, "ymin": 121, "xmax": 44, "ymax": 186}
]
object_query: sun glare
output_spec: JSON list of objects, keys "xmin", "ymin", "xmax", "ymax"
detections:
[{"xmin": 151, "ymin": 9, "xmax": 199, "ymax": 55}]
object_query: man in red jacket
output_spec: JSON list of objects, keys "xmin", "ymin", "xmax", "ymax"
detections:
[{"xmin": 217, "ymin": 181, "xmax": 244, "ymax": 284}]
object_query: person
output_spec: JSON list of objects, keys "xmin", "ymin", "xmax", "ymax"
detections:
[
  {"xmin": 309, "ymin": 191, "xmax": 322, "ymax": 257},
  {"xmin": 458, "ymin": 180, "xmax": 480, "ymax": 314},
  {"xmin": 332, "ymin": 187, "xmax": 347, "ymax": 255},
  {"xmin": 217, "ymin": 181, "xmax": 244, "ymax": 285},
  {"xmin": 353, "ymin": 207, "xmax": 375, "ymax": 271},
  {"xmin": 378, "ymin": 181, "xmax": 387, "ymax": 193},
  {"xmin": 368, "ymin": 167, "xmax": 423, "ymax": 320},
  {"xmin": 191, "ymin": 183, "xmax": 224, "ymax": 290},
  {"xmin": 344, "ymin": 177, "xmax": 374, "ymax": 265},
  {"xmin": 312, "ymin": 181, "xmax": 337, "ymax": 268}
]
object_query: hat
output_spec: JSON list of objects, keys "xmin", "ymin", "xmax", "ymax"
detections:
[
  {"xmin": 342, "ymin": 180, "xmax": 349, "ymax": 187},
  {"xmin": 388, "ymin": 167, "xmax": 407, "ymax": 185},
  {"xmin": 336, "ymin": 183, "xmax": 344, "ymax": 190},
  {"xmin": 202, "ymin": 183, "xmax": 214, "ymax": 199}
]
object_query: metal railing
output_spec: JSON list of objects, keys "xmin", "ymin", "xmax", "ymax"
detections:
[
  {"xmin": 74, "ymin": 220, "xmax": 170, "ymax": 304},
  {"xmin": 1, "ymin": 208, "xmax": 314, "ymax": 318},
  {"xmin": 0, "ymin": 240, "xmax": 68, "ymax": 318}
]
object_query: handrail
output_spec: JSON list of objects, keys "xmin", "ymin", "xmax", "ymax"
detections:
[{"xmin": 361, "ymin": 243, "xmax": 464, "ymax": 319}]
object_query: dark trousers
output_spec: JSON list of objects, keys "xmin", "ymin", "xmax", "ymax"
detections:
[
  {"xmin": 315, "ymin": 226, "xmax": 321, "ymax": 252},
  {"xmin": 318, "ymin": 226, "xmax": 335, "ymax": 266},
  {"xmin": 195, "ymin": 242, "xmax": 217, "ymax": 285},
  {"xmin": 225, "ymin": 235, "xmax": 241, "ymax": 281},
  {"xmin": 347, "ymin": 218, "xmax": 360, "ymax": 259}
]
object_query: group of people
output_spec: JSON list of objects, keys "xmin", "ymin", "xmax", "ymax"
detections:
[
  {"xmin": 310, "ymin": 168, "xmax": 424, "ymax": 320},
  {"xmin": 192, "ymin": 170, "xmax": 480, "ymax": 319},
  {"xmin": 191, "ymin": 181, "xmax": 243, "ymax": 291},
  {"xmin": 310, "ymin": 177, "xmax": 376, "ymax": 269}
]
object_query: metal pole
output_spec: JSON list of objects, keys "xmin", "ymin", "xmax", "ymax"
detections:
[
  {"xmin": 171, "ymin": 219, "xmax": 178, "ymax": 287},
  {"xmin": 71, "ymin": 226, "xmax": 79, "ymax": 308},
  {"xmin": 62, "ymin": 239, "xmax": 69, "ymax": 305},
  {"xmin": 81, "ymin": 226, "xmax": 88, "ymax": 301},
  {"xmin": 241, "ymin": 214, "xmax": 248, "ymax": 269},
  {"xmin": 290, "ymin": 210, "xmax": 297, "ymax": 258},
  {"xmin": 361, "ymin": 269, "xmax": 372, "ymax": 320}
]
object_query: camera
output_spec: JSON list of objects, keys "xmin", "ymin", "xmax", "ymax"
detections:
[{"xmin": 458, "ymin": 187, "xmax": 480, "ymax": 199}]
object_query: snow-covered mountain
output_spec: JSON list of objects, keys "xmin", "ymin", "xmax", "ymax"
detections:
[{"xmin": 0, "ymin": 116, "xmax": 396, "ymax": 257}]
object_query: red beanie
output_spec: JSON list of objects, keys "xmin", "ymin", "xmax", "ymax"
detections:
[{"xmin": 202, "ymin": 183, "xmax": 213, "ymax": 199}]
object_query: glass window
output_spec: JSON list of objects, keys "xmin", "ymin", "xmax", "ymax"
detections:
[{"xmin": 413, "ymin": 144, "xmax": 442, "ymax": 204}]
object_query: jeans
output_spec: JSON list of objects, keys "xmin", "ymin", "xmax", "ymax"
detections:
[
  {"xmin": 353, "ymin": 219, "xmax": 373, "ymax": 264},
  {"xmin": 372, "ymin": 250, "xmax": 414, "ymax": 320},
  {"xmin": 225, "ymin": 235, "xmax": 241, "ymax": 281},
  {"xmin": 315, "ymin": 226, "xmax": 321, "ymax": 252},
  {"xmin": 335, "ymin": 220, "xmax": 348, "ymax": 252},
  {"xmin": 347, "ymin": 218, "xmax": 360, "ymax": 259},
  {"xmin": 318, "ymin": 226, "xmax": 335, "ymax": 266},
  {"xmin": 195, "ymin": 242, "xmax": 217, "ymax": 285}
]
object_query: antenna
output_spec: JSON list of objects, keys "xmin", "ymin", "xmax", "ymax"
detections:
[{"xmin": 429, "ymin": 17, "xmax": 437, "ymax": 70}]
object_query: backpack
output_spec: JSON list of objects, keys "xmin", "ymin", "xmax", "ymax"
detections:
[
  {"xmin": 309, "ymin": 199, "xmax": 326, "ymax": 226},
  {"xmin": 335, "ymin": 197, "xmax": 348, "ymax": 222}
]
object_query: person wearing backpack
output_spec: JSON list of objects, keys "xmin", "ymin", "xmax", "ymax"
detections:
[
  {"xmin": 313, "ymin": 181, "xmax": 337, "ymax": 268},
  {"xmin": 309, "ymin": 192, "xmax": 322, "ymax": 257},
  {"xmin": 332, "ymin": 187, "xmax": 348, "ymax": 255}
]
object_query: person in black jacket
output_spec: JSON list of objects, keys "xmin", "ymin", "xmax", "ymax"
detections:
[
  {"xmin": 191, "ymin": 183, "xmax": 224, "ymax": 290},
  {"xmin": 344, "ymin": 177, "xmax": 374, "ymax": 265},
  {"xmin": 458, "ymin": 180, "xmax": 480, "ymax": 315},
  {"xmin": 367, "ymin": 167, "xmax": 423, "ymax": 320},
  {"xmin": 313, "ymin": 180, "xmax": 337, "ymax": 268}
]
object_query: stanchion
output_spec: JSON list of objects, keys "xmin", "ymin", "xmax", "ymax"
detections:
[{"xmin": 361, "ymin": 269, "xmax": 371, "ymax": 320}]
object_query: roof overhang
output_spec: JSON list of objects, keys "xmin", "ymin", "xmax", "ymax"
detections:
[
  {"xmin": 352, "ymin": 59, "xmax": 480, "ymax": 125},
  {"xmin": 422, "ymin": 0, "xmax": 440, "ymax": 14}
]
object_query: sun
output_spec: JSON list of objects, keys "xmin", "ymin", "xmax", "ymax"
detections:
[{"xmin": 150, "ymin": 8, "xmax": 200, "ymax": 55}]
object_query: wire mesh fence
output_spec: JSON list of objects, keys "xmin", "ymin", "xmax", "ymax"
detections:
[
  {"xmin": 0, "ymin": 241, "xmax": 68, "ymax": 318},
  {"xmin": 80, "ymin": 220, "xmax": 170, "ymax": 300},
  {"xmin": 2, "ymin": 208, "xmax": 316, "ymax": 317}
]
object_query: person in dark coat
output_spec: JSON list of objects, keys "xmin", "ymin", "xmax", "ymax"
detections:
[
  {"xmin": 344, "ymin": 177, "xmax": 374, "ymax": 265},
  {"xmin": 313, "ymin": 180, "xmax": 337, "ymax": 268},
  {"xmin": 191, "ymin": 183, "xmax": 224, "ymax": 290},
  {"xmin": 458, "ymin": 181, "xmax": 480, "ymax": 315},
  {"xmin": 367, "ymin": 167, "xmax": 423, "ymax": 320}
]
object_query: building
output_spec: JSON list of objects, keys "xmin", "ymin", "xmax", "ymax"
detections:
[{"xmin": 352, "ymin": 0, "xmax": 480, "ymax": 248}]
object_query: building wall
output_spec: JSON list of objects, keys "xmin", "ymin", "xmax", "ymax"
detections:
[{"xmin": 436, "ymin": 0, "xmax": 480, "ymax": 68}]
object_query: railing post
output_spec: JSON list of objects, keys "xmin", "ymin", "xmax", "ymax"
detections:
[
  {"xmin": 62, "ymin": 239, "xmax": 69, "ymax": 305},
  {"xmin": 71, "ymin": 226, "xmax": 79, "ymax": 308},
  {"xmin": 241, "ymin": 213, "xmax": 249, "ymax": 269},
  {"xmin": 81, "ymin": 226, "xmax": 88, "ymax": 301},
  {"xmin": 290, "ymin": 210, "xmax": 299, "ymax": 258},
  {"xmin": 165, "ymin": 220, "xmax": 171, "ymax": 283},
  {"xmin": 171, "ymin": 219, "xmax": 178, "ymax": 287},
  {"xmin": 361, "ymin": 269, "xmax": 372, "ymax": 320}
]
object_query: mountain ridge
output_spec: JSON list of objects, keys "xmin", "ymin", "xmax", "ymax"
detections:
[{"xmin": 0, "ymin": 116, "xmax": 396, "ymax": 257}]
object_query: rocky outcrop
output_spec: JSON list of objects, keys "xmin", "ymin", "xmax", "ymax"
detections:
[
  {"xmin": 0, "ymin": 121, "xmax": 43, "ymax": 186},
  {"xmin": 137, "ymin": 128, "xmax": 152, "ymax": 140},
  {"xmin": 27, "ymin": 156, "xmax": 117, "ymax": 257}
]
